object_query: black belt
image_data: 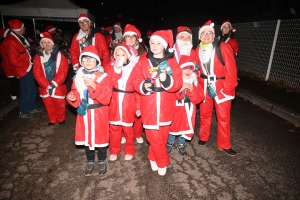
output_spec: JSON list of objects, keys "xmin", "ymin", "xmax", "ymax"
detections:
[
  {"xmin": 200, "ymin": 74, "xmax": 225, "ymax": 80},
  {"xmin": 113, "ymin": 87, "xmax": 134, "ymax": 93},
  {"xmin": 153, "ymin": 87, "xmax": 165, "ymax": 92},
  {"xmin": 88, "ymin": 104, "xmax": 103, "ymax": 109}
]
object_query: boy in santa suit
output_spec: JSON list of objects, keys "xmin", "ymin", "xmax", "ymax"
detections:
[
  {"xmin": 33, "ymin": 32, "xmax": 69, "ymax": 125},
  {"xmin": 131, "ymin": 30, "xmax": 183, "ymax": 176},
  {"xmin": 195, "ymin": 20, "xmax": 238, "ymax": 156},
  {"xmin": 66, "ymin": 45, "xmax": 112, "ymax": 176},
  {"xmin": 167, "ymin": 56, "xmax": 204, "ymax": 157},
  {"xmin": 106, "ymin": 43, "xmax": 140, "ymax": 161}
]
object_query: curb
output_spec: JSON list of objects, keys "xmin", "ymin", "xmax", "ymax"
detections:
[{"xmin": 236, "ymin": 89, "xmax": 300, "ymax": 126}]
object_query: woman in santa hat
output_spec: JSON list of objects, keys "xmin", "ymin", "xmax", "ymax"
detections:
[
  {"xmin": 66, "ymin": 45, "xmax": 112, "ymax": 177},
  {"xmin": 195, "ymin": 20, "xmax": 238, "ymax": 156},
  {"xmin": 218, "ymin": 20, "xmax": 239, "ymax": 56},
  {"xmin": 106, "ymin": 43, "xmax": 140, "ymax": 161},
  {"xmin": 131, "ymin": 30, "xmax": 183, "ymax": 176},
  {"xmin": 33, "ymin": 31, "xmax": 69, "ymax": 125}
]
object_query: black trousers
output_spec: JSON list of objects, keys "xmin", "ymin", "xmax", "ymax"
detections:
[
  {"xmin": 85, "ymin": 146, "xmax": 107, "ymax": 161},
  {"xmin": 8, "ymin": 77, "xmax": 19, "ymax": 97}
]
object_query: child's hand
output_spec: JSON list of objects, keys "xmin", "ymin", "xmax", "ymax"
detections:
[
  {"xmin": 114, "ymin": 57, "xmax": 124, "ymax": 68},
  {"xmin": 67, "ymin": 92, "xmax": 76, "ymax": 101},
  {"xmin": 136, "ymin": 110, "xmax": 141, "ymax": 117},
  {"xmin": 159, "ymin": 71, "xmax": 167, "ymax": 82},
  {"xmin": 84, "ymin": 78, "xmax": 96, "ymax": 90}
]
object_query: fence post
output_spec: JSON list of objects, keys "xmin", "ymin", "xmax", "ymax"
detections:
[{"xmin": 266, "ymin": 19, "xmax": 281, "ymax": 81}]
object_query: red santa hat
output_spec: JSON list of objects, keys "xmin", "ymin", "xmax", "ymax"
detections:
[
  {"xmin": 39, "ymin": 31, "xmax": 54, "ymax": 46},
  {"xmin": 150, "ymin": 30, "xmax": 174, "ymax": 52},
  {"xmin": 179, "ymin": 55, "xmax": 195, "ymax": 71},
  {"xmin": 0, "ymin": 28, "xmax": 10, "ymax": 38},
  {"xmin": 44, "ymin": 25, "xmax": 56, "ymax": 33},
  {"xmin": 220, "ymin": 20, "xmax": 236, "ymax": 32},
  {"xmin": 78, "ymin": 13, "xmax": 90, "ymax": 22},
  {"xmin": 123, "ymin": 24, "xmax": 142, "ymax": 42},
  {"xmin": 79, "ymin": 45, "xmax": 100, "ymax": 65},
  {"xmin": 198, "ymin": 20, "xmax": 215, "ymax": 39},
  {"xmin": 8, "ymin": 19, "xmax": 24, "ymax": 32},
  {"xmin": 113, "ymin": 43, "xmax": 132, "ymax": 59},
  {"xmin": 146, "ymin": 30, "xmax": 152, "ymax": 38},
  {"xmin": 114, "ymin": 22, "xmax": 122, "ymax": 30},
  {"xmin": 176, "ymin": 26, "xmax": 192, "ymax": 40}
]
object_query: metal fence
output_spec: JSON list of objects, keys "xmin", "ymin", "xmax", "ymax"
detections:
[{"xmin": 189, "ymin": 19, "xmax": 300, "ymax": 89}]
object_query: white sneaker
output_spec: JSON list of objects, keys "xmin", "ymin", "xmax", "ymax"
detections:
[
  {"xmin": 109, "ymin": 154, "xmax": 117, "ymax": 161},
  {"xmin": 158, "ymin": 167, "xmax": 167, "ymax": 176},
  {"xmin": 124, "ymin": 154, "xmax": 133, "ymax": 160},
  {"xmin": 121, "ymin": 137, "xmax": 126, "ymax": 144},
  {"xmin": 136, "ymin": 137, "xmax": 144, "ymax": 144},
  {"xmin": 149, "ymin": 160, "xmax": 158, "ymax": 171}
]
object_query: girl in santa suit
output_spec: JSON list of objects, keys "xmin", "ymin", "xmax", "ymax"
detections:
[
  {"xmin": 131, "ymin": 30, "xmax": 183, "ymax": 176},
  {"xmin": 66, "ymin": 45, "xmax": 112, "ymax": 177},
  {"xmin": 167, "ymin": 56, "xmax": 204, "ymax": 157},
  {"xmin": 106, "ymin": 42, "xmax": 140, "ymax": 161},
  {"xmin": 33, "ymin": 31, "xmax": 69, "ymax": 125}
]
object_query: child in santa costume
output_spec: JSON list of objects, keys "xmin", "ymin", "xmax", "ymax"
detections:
[
  {"xmin": 167, "ymin": 56, "xmax": 204, "ymax": 157},
  {"xmin": 66, "ymin": 45, "xmax": 112, "ymax": 176},
  {"xmin": 33, "ymin": 32, "xmax": 69, "ymax": 125},
  {"xmin": 106, "ymin": 42, "xmax": 140, "ymax": 161},
  {"xmin": 131, "ymin": 30, "xmax": 183, "ymax": 176}
]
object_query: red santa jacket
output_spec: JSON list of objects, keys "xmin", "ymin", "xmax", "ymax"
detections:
[
  {"xmin": 4, "ymin": 32, "xmax": 32, "ymax": 78},
  {"xmin": 66, "ymin": 67, "xmax": 112, "ymax": 149},
  {"xmin": 107, "ymin": 56, "xmax": 140, "ymax": 126},
  {"xmin": 33, "ymin": 46, "xmax": 69, "ymax": 99},
  {"xmin": 217, "ymin": 36, "xmax": 239, "ymax": 56},
  {"xmin": 0, "ymin": 40, "xmax": 13, "ymax": 77},
  {"xmin": 70, "ymin": 30, "xmax": 111, "ymax": 71},
  {"xmin": 131, "ymin": 56, "xmax": 183, "ymax": 130},
  {"xmin": 195, "ymin": 42, "xmax": 238, "ymax": 104}
]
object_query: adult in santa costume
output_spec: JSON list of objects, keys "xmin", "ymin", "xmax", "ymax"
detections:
[
  {"xmin": 0, "ymin": 28, "xmax": 19, "ymax": 104},
  {"xmin": 70, "ymin": 14, "xmax": 110, "ymax": 73},
  {"xmin": 4, "ymin": 19, "xmax": 43, "ymax": 118},
  {"xmin": 195, "ymin": 20, "xmax": 238, "ymax": 156},
  {"xmin": 218, "ymin": 20, "xmax": 239, "ymax": 56},
  {"xmin": 109, "ymin": 22, "xmax": 123, "ymax": 53},
  {"xmin": 33, "ymin": 32, "xmax": 69, "ymax": 125},
  {"xmin": 44, "ymin": 25, "xmax": 64, "ymax": 50},
  {"xmin": 67, "ymin": 45, "xmax": 112, "ymax": 176},
  {"xmin": 122, "ymin": 24, "xmax": 147, "ymax": 144},
  {"xmin": 168, "ymin": 56, "xmax": 203, "ymax": 157},
  {"xmin": 131, "ymin": 30, "xmax": 183, "ymax": 176},
  {"xmin": 107, "ymin": 43, "xmax": 140, "ymax": 161}
]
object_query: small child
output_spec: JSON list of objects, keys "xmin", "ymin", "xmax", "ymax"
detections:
[
  {"xmin": 106, "ymin": 42, "xmax": 140, "ymax": 161},
  {"xmin": 66, "ymin": 45, "xmax": 112, "ymax": 177},
  {"xmin": 167, "ymin": 55, "xmax": 204, "ymax": 157}
]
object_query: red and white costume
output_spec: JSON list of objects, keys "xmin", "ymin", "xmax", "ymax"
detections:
[
  {"xmin": 0, "ymin": 28, "xmax": 13, "ymax": 78},
  {"xmin": 219, "ymin": 20, "xmax": 239, "ymax": 55}
]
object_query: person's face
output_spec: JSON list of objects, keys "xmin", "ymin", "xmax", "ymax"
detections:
[
  {"xmin": 200, "ymin": 28, "xmax": 214, "ymax": 44},
  {"xmin": 82, "ymin": 56, "xmax": 97, "ymax": 71},
  {"xmin": 182, "ymin": 68, "xmax": 193, "ymax": 79},
  {"xmin": 79, "ymin": 20, "xmax": 91, "ymax": 32},
  {"xmin": 20, "ymin": 27, "xmax": 26, "ymax": 35},
  {"xmin": 115, "ymin": 48, "xmax": 128, "ymax": 63},
  {"xmin": 114, "ymin": 27, "xmax": 121, "ymax": 33},
  {"xmin": 41, "ymin": 40, "xmax": 53, "ymax": 51},
  {"xmin": 177, "ymin": 32, "xmax": 192, "ymax": 42},
  {"xmin": 222, "ymin": 23, "xmax": 231, "ymax": 35},
  {"xmin": 150, "ymin": 39, "xmax": 165, "ymax": 57},
  {"xmin": 125, "ymin": 34, "xmax": 137, "ymax": 46}
]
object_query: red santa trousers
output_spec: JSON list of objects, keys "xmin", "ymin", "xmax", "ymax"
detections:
[
  {"xmin": 42, "ymin": 97, "xmax": 66, "ymax": 123},
  {"xmin": 133, "ymin": 116, "xmax": 143, "ymax": 138}
]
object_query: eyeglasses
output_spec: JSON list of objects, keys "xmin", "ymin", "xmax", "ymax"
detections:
[
  {"xmin": 201, "ymin": 31, "xmax": 213, "ymax": 36},
  {"xmin": 125, "ymin": 35, "xmax": 136, "ymax": 39},
  {"xmin": 78, "ymin": 20, "xmax": 89, "ymax": 25},
  {"xmin": 82, "ymin": 57, "xmax": 96, "ymax": 62}
]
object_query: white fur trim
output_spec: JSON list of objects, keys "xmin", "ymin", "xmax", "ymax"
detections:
[
  {"xmin": 180, "ymin": 61, "xmax": 195, "ymax": 70},
  {"xmin": 4, "ymin": 29, "xmax": 10, "ymax": 37},
  {"xmin": 114, "ymin": 46, "xmax": 131, "ymax": 59},
  {"xmin": 199, "ymin": 23, "xmax": 215, "ymax": 39},
  {"xmin": 176, "ymin": 32, "xmax": 192, "ymax": 40},
  {"xmin": 123, "ymin": 31, "xmax": 137, "ymax": 37},
  {"xmin": 47, "ymin": 27, "xmax": 56, "ymax": 32},
  {"xmin": 114, "ymin": 25, "xmax": 122, "ymax": 29},
  {"xmin": 79, "ymin": 52, "xmax": 100, "ymax": 65},
  {"xmin": 40, "ymin": 38, "xmax": 54, "ymax": 46},
  {"xmin": 11, "ymin": 23, "xmax": 24, "ymax": 32},
  {"xmin": 168, "ymin": 48, "xmax": 174, "ymax": 52},
  {"xmin": 78, "ymin": 17, "xmax": 90, "ymax": 22},
  {"xmin": 150, "ymin": 35, "xmax": 167, "ymax": 49},
  {"xmin": 220, "ymin": 22, "xmax": 232, "ymax": 31}
]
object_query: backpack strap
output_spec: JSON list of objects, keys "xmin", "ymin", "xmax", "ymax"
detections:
[{"xmin": 215, "ymin": 40, "xmax": 225, "ymax": 66}]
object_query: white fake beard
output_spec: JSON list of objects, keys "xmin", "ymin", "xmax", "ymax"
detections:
[
  {"xmin": 74, "ymin": 67, "xmax": 87, "ymax": 94},
  {"xmin": 115, "ymin": 32, "xmax": 123, "ymax": 40},
  {"xmin": 76, "ymin": 29, "xmax": 87, "ymax": 40},
  {"xmin": 176, "ymin": 39, "xmax": 193, "ymax": 56},
  {"xmin": 200, "ymin": 43, "xmax": 213, "ymax": 64}
]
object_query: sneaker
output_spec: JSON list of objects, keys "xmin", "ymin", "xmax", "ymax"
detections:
[
  {"xmin": 29, "ymin": 108, "xmax": 44, "ymax": 113},
  {"xmin": 10, "ymin": 98, "xmax": 19, "ymax": 105},
  {"xmin": 158, "ymin": 167, "xmax": 167, "ymax": 176},
  {"xmin": 84, "ymin": 160, "xmax": 94, "ymax": 176},
  {"xmin": 166, "ymin": 143, "xmax": 173, "ymax": 155},
  {"xmin": 149, "ymin": 160, "xmax": 158, "ymax": 171},
  {"xmin": 19, "ymin": 112, "xmax": 34, "ymax": 119},
  {"xmin": 98, "ymin": 160, "xmax": 107, "ymax": 176},
  {"xmin": 121, "ymin": 137, "xmax": 126, "ymax": 144},
  {"xmin": 124, "ymin": 154, "xmax": 133, "ymax": 160},
  {"xmin": 177, "ymin": 144, "xmax": 188, "ymax": 157},
  {"xmin": 109, "ymin": 154, "xmax": 117, "ymax": 161},
  {"xmin": 136, "ymin": 137, "xmax": 144, "ymax": 144}
]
